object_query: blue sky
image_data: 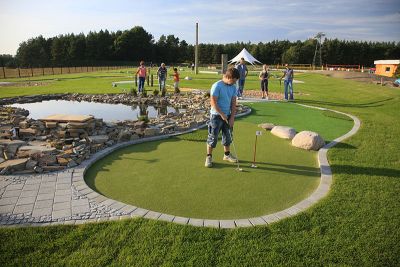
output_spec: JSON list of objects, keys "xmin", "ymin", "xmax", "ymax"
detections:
[{"xmin": 1, "ymin": 0, "xmax": 399, "ymax": 55}]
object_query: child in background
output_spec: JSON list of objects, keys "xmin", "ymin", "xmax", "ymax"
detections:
[
  {"xmin": 259, "ymin": 64, "xmax": 270, "ymax": 99},
  {"xmin": 173, "ymin": 68, "xmax": 180, "ymax": 94},
  {"xmin": 136, "ymin": 60, "xmax": 146, "ymax": 94}
]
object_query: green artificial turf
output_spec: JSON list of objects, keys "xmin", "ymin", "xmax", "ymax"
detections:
[
  {"xmin": 84, "ymin": 102, "xmax": 352, "ymax": 219},
  {"xmin": 1, "ymin": 72, "xmax": 399, "ymax": 266}
]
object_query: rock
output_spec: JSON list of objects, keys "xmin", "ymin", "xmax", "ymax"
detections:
[
  {"xmin": 26, "ymin": 159, "xmax": 38, "ymax": 169},
  {"xmin": 0, "ymin": 140, "xmax": 27, "ymax": 155},
  {"xmin": 130, "ymin": 134, "xmax": 139, "ymax": 140},
  {"xmin": 117, "ymin": 130, "xmax": 131, "ymax": 142},
  {"xmin": 67, "ymin": 122, "xmax": 88, "ymax": 129},
  {"xmin": 19, "ymin": 128, "xmax": 38, "ymax": 136},
  {"xmin": 88, "ymin": 135, "xmax": 109, "ymax": 144},
  {"xmin": 0, "ymin": 157, "xmax": 5, "ymax": 164},
  {"xmin": 19, "ymin": 121, "xmax": 30, "ymax": 129},
  {"xmin": 57, "ymin": 157, "xmax": 70, "ymax": 166},
  {"xmin": 67, "ymin": 160, "xmax": 78, "ymax": 168},
  {"xmin": 18, "ymin": 145, "xmax": 57, "ymax": 155},
  {"xmin": 0, "ymin": 158, "xmax": 29, "ymax": 171},
  {"xmin": 34, "ymin": 166, "xmax": 43, "ymax": 173},
  {"xmin": 45, "ymin": 121, "xmax": 58, "ymax": 128},
  {"xmin": 144, "ymin": 127, "xmax": 160, "ymax": 136},
  {"xmin": 271, "ymin": 126, "xmax": 296, "ymax": 139},
  {"xmin": 41, "ymin": 165, "xmax": 66, "ymax": 172},
  {"xmin": 37, "ymin": 154, "xmax": 57, "ymax": 166},
  {"xmin": 292, "ymin": 131, "xmax": 325, "ymax": 151},
  {"xmin": 258, "ymin": 123, "xmax": 275, "ymax": 131}
]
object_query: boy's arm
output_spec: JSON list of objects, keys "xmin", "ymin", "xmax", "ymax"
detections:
[{"xmin": 228, "ymin": 96, "xmax": 237, "ymax": 127}]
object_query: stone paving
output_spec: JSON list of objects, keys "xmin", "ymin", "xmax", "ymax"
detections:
[{"xmin": 0, "ymin": 102, "xmax": 361, "ymax": 229}]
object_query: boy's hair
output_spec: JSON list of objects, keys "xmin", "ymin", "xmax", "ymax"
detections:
[
  {"xmin": 224, "ymin": 67, "xmax": 240, "ymax": 79},
  {"xmin": 173, "ymin": 68, "xmax": 177, "ymax": 71}
]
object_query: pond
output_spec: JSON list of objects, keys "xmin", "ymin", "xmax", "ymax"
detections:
[{"xmin": 10, "ymin": 100, "xmax": 182, "ymax": 122}]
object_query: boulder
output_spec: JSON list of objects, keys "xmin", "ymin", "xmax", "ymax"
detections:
[
  {"xmin": 118, "ymin": 130, "xmax": 131, "ymax": 142},
  {"xmin": 292, "ymin": 131, "xmax": 325, "ymax": 151},
  {"xmin": 271, "ymin": 126, "xmax": 296, "ymax": 139},
  {"xmin": 18, "ymin": 145, "xmax": 57, "ymax": 155},
  {"xmin": 258, "ymin": 123, "xmax": 275, "ymax": 131},
  {"xmin": 88, "ymin": 135, "xmax": 109, "ymax": 144},
  {"xmin": 0, "ymin": 158, "xmax": 29, "ymax": 171},
  {"xmin": 0, "ymin": 140, "xmax": 27, "ymax": 155}
]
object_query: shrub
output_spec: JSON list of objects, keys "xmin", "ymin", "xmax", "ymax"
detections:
[
  {"xmin": 153, "ymin": 89, "xmax": 159, "ymax": 96},
  {"xmin": 131, "ymin": 88, "xmax": 137, "ymax": 97}
]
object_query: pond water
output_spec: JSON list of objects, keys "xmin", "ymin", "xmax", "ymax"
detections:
[{"xmin": 10, "ymin": 100, "xmax": 182, "ymax": 122}]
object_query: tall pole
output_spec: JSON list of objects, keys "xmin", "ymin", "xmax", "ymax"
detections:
[{"xmin": 195, "ymin": 22, "xmax": 199, "ymax": 75}]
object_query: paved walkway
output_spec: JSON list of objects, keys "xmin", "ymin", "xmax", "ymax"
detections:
[{"xmin": 0, "ymin": 102, "xmax": 361, "ymax": 228}]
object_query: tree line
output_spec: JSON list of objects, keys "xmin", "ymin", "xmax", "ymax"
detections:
[{"xmin": 1, "ymin": 26, "xmax": 399, "ymax": 68}]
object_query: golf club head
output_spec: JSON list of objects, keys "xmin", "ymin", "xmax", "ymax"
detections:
[{"xmin": 236, "ymin": 168, "xmax": 243, "ymax": 172}]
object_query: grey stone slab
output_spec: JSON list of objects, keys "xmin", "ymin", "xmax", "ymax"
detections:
[
  {"xmin": 13, "ymin": 204, "xmax": 34, "ymax": 214},
  {"xmin": 17, "ymin": 196, "xmax": 36, "ymax": 205},
  {"xmin": 119, "ymin": 215, "xmax": 131, "ymax": 221},
  {"xmin": 0, "ymin": 204, "xmax": 15, "ymax": 213},
  {"xmin": 77, "ymin": 187, "xmax": 92, "ymax": 195},
  {"xmin": 157, "ymin": 213, "xmax": 174, "ymax": 223},
  {"xmin": 35, "ymin": 199, "xmax": 53, "ymax": 209},
  {"xmin": 53, "ymin": 202, "xmax": 71, "ymax": 211},
  {"xmin": 97, "ymin": 217, "xmax": 109, "ymax": 222},
  {"xmin": 219, "ymin": 220, "xmax": 236, "ymax": 229},
  {"xmin": 188, "ymin": 218, "xmax": 204, "ymax": 227},
  {"xmin": 56, "ymin": 183, "xmax": 71, "ymax": 190},
  {"xmin": 40, "ymin": 182, "xmax": 56, "ymax": 188},
  {"xmin": 2, "ymin": 190, "xmax": 21, "ymax": 198},
  {"xmin": 119, "ymin": 205, "xmax": 137, "ymax": 214},
  {"xmin": 85, "ymin": 191, "xmax": 100, "ymax": 200},
  {"xmin": 172, "ymin": 216, "xmax": 189, "ymax": 225},
  {"xmin": 57, "ymin": 172, "xmax": 72, "ymax": 179},
  {"xmin": 99, "ymin": 199, "xmax": 116, "ymax": 208},
  {"xmin": 19, "ymin": 190, "xmax": 38, "ymax": 198},
  {"xmin": 25, "ymin": 178, "xmax": 42, "ymax": 185},
  {"xmin": 56, "ymin": 179, "xmax": 71, "ymax": 185},
  {"xmin": 235, "ymin": 219, "xmax": 252, "ymax": 228},
  {"xmin": 284, "ymin": 207, "xmax": 302, "ymax": 216},
  {"xmin": 108, "ymin": 202, "xmax": 126, "ymax": 211},
  {"xmin": 0, "ymin": 180, "xmax": 12, "ymax": 189},
  {"xmin": 22, "ymin": 184, "xmax": 40, "ymax": 191},
  {"xmin": 38, "ymin": 187, "xmax": 56, "ymax": 194},
  {"xmin": 0, "ymin": 196, "xmax": 18, "ymax": 206},
  {"xmin": 143, "ymin": 211, "xmax": 161, "ymax": 220},
  {"xmin": 63, "ymin": 220, "xmax": 76, "ymax": 225},
  {"xmin": 249, "ymin": 217, "xmax": 267, "ymax": 226},
  {"xmin": 52, "ymin": 209, "xmax": 71, "ymax": 220},
  {"xmin": 92, "ymin": 194, "xmax": 108, "ymax": 204},
  {"xmin": 273, "ymin": 211, "xmax": 292, "ymax": 220},
  {"xmin": 71, "ymin": 199, "xmax": 89, "ymax": 207},
  {"xmin": 6, "ymin": 184, "xmax": 24, "ymax": 190},
  {"xmin": 72, "ymin": 205, "xmax": 90, "ymax": 215},
  {"xmin": 130, "ymin": 208, "xmax": 148, "ymax": 217},
  {"xmin": 203, "ymin": 219, "xmax": 220, "ymax": 228},
  {"xmin": 32, "ymin": 207, "xmax": 52, "ymax": 217},
  {"xmin": 261, "ymin": 214, "xmax": 281, "ymax": 224},
  {"xmin": 36, "ymin": 193, "xmax": 54, "ymax": 201},
  {"xmin": 55, "ymin": 189, "xmax": 71, "ymax": 196},
  {"xmin": 54, "ymin": 195, "xmax": 71, "ymax": 203},
  {"xmin": 42, "ymin": 177, "xmax": 57, "ymax": 183}
]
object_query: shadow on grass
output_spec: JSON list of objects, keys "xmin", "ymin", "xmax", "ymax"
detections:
[{"xmin": 330, "ymin": 164, "xmax": 400, "ymax": 178}]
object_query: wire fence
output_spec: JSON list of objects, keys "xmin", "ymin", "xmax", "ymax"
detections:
[{"xmin": 0, "ymin": 66, "xmax": 134, "ymax": 79}]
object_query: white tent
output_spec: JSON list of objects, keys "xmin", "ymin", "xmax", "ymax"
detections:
[{"xmin": 228, "ymin": 48, "xmax": 262, "ymax": 65}]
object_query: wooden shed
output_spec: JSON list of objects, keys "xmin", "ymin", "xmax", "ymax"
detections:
[{"xmin": 374, "ymin": 60, "xmax": 400, "ymax": 77}]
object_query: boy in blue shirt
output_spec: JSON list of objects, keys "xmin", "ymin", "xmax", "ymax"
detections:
[{"xmin": 205, "ymin": 67, "xmax": 240, "ymax": 168}]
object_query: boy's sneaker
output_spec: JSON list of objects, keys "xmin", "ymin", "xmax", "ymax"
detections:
[
  {"xmin": 223, "ymin": 154, "xmax": 238, "ymax": 163},
  {"xmin": 205, "ymin": 155, "xmax": 212, "ymax": 168}
]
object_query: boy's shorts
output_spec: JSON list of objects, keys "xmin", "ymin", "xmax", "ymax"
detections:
[{"xmin": 206, "ymin": 114, "xmax": 232, "ymax": 148}]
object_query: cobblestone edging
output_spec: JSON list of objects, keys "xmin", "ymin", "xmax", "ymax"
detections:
[{"xmin": 0, "ymin": 103, "xmax": 361, "ymax": 229}]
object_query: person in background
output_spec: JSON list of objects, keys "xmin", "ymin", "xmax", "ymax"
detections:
[
  {"xmin": 173, "ymin": 68, "xmax": 180, "ymax": 94},
  {"xmin": 259, "ymin": 64, "xmax": 270, "ymax": 99},
  {"xmin": 280, "ymin": 64, "xmax": 294, "ymax": 100},
  {"xmin": 157, "ymin": 63, "xmax": 167, "ymax": 96},
  {"xmin": 136, "ymin": 61, "xmax": 147, "ymax": 94},
  {"xmin": 235, "ymin": 57, "xmax": 248, "ymax": 99},
  {"xmin": 205, "ymin": 67, "xmax": 240, "ymax": 168}
]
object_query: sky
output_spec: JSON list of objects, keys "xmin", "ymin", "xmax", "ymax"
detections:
[{"xmin": 1, "ymin": 0, "xmax": 399, "ymax": 55}]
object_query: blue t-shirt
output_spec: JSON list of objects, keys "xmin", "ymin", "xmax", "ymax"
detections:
[{"xmin": 210, "ymin": 80, "xmax": 237, "ymax": 116}]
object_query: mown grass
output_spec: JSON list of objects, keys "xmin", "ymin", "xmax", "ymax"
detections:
[
  {"xmin": 84, "ymin": 102, "xmax": 352, "ymax": 219},
  {"xmin": 1, "ymin": 71, "xmax": 400, "ymax": 266}
]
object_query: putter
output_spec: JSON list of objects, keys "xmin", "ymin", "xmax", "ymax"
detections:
[
  {"xmin": 225, "ymin": 119, "xmax": 243, "ymax": 172},
  {"xmin": 251, "ymin": 131, "xmax": 262, "ymax": 168}
]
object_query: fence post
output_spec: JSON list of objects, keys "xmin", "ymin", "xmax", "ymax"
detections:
[
  {"xmin": 135, "ymin": 75, "xmax": 137, "ymax": 87},
  {"xmin": 61, "ymin": 67, "xmax": 63, "ymax": 74},
  {"xmin": 2, "ymin": 66, "xmax": 5, "ymax": 79},
  {"xmin": 42, "ymin": 67, "xmax": 44, "ymax": 76},
  {"xmin": 18, "ymin": 68, "xmax": 21, "ymax": 78},
  {"xmin": 31, "ymin": 67, "xmax": 33, "ymax": 77},
  {"xmin": 52, "ymin": 67, "xmax": 54, "ymax": 75},
  {"xmin": 151, "ymin": 74, "xmax": 154, "ymax": 87},
  {"xmin": 147, "ymin": 75, "xmax": 149, "ymax": 86}
]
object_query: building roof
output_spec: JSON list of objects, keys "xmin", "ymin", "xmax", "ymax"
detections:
[{"xmin": 374, "ymin": 60, "xmax": 400, "ymax": 65}]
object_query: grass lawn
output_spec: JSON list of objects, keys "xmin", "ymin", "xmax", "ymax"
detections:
[
  {"xmin": 85, "ymin": 102, "xmax": 352, "ymax": 219},
  {"xmin": 1, "ymin": 71, "xmax": 399, "ymax": 266}
]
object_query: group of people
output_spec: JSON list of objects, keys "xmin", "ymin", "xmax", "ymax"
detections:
[
  {"xmin": 135, "ymin": 61, "xmax": 180, "ymax": 96},
  {"xmin": 205, "ymin": 61, "xmax": 295, "ymax": 168},
  {"xmin": 235, "ymin": 57, "xmax": 294, "ymax": 101}
]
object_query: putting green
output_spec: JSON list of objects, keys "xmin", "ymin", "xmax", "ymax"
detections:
[{"xmin": 85, "ymin": 102, "xmax": 353, "ymax": 219}]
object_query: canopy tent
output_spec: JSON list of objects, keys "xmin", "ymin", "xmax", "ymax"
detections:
[{"xmin": 228, "ymin": 48, "xmax": 262, "ymax": 65}]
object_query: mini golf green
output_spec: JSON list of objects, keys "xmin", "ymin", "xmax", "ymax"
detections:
[{"xmin": 85, "ymin": 102, "xmax": 353, "ymax": 219}]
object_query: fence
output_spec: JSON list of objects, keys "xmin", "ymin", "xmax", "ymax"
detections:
[{"xmin": 0, "ymin": 66, "xmax": 134, "ymax": 79}]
